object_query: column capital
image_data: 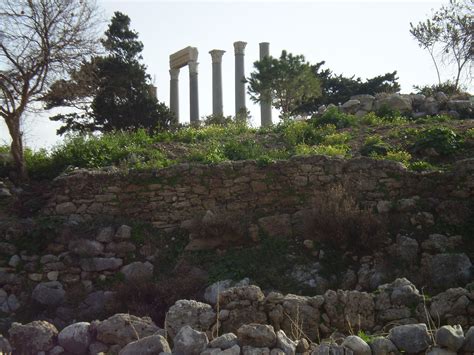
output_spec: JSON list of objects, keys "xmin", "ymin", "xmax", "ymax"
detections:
[
  {"xmin": 169, "ymin": 68, "xmax": 180, "ymax": 80},
  {"xmin": 233, "ymin": 41, "xmax": 247, "ymax": 55},
  {"xmin": 188, "ymin": 61, "xmax": 199, "ymax": 75},
  {"xmin": 209, "ymin": 49, "xmax": 226, "ymax": 63}
]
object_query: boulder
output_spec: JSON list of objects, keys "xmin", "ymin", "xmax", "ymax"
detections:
[
  {"xmin": 58, "ymin": 322, "xmax": 91, "ymax": 354},
  {"xmin": 32, "ymin": 281, "xmax": 65, "ymax": 307},
  {"xmin": 120, "ymin": 261, "xmax": 154, "ymax": 282},
  {"xmin": 341, "ymin": 99, "xmax": 361, "ymax": 114},
  {"xmin": 388, "ymin": 323, "xmax": 431, "ymax": 353},
  {"xmin": 369, "ymin": 337, "xmax": 399, "ymax": 355},
  {"xmin": 342, "ymin": 335, "xmax": 371, "ymax": 355},
  {"xmin": 209, "ymin": 332, "xmax": 238, "ymax": 349},
  {"xmin": 166, "ymin": 299, "xmax": 216, "ymax": 339},
  {"xmin": 429, "ymin": 253, "xmax": 472, "ymax": 288},
  {"xmin": 435, "ymin": 325, "xmax": 464, "ymax": 352},
  {"xmin": 8, "ymin": 320, "xmax": 58, "ymax": 354},
  {"xmin": 425, "ymin": 347, "xmax": 456, "ymax": 355},
  {"xmin": 242, "ymin": 346, "xmax": 270, "ymax": 355},
  {"xmin": 350, "ymin": 94, "xmax": 375, "ymax": 111},
  {"xmin": 69, "ymin": 239, "xmax": 104, "ymax": 256},
  {"xmin": 96, "ymin": 226, "xmax": 114, "ymax": 242},
  {"xmin": 430, "ymin": 288, "xmax": 470, "ymax": 323},
  {"xmin": 375, "ymin": 94, "xmax": 412, "ymax": 114},
  {"xmin": 461, "ymin": 326, "xmax": 474, "ymax": 352},
  {"xmin": 173, "ymin": 325, "xmax": 208, "ymax": 355},
  {"xmin": 237, "ymin": 324, "xmax": 276, "ymax": 348},
  {"xmin": 95, "ymin": 313, "xmax": 160, "ymax": 347},
  {"xmin": 119, "ymin": 334, "xmax": 171, "ymax": 354},
  {"xmin": 115, "ymin": 225, "xmax": 132, "ymax": 239},
  {"xmin": 56, "ymin": 202, "xmax": 76, "ymax": 214},
  {"xmin": 80, "ymin": 257, "xmax": 123, "ymax": 272},
  {"xmin": 275, "ymin": 330, "xmax": 296, "ymax": 355},
  {"xmin": 0, "ymin": 335, "xmax": 12, "ymax": 354}
]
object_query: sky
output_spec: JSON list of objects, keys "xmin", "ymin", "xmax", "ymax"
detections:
[{"xmin": 2, "ymin": 0, "xmax": 470, "ymax": 150}]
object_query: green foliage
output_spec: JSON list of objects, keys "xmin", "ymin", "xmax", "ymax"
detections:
[
  {"xmin": 313, "ymin": 107, "xmax": 357, "ymax": 128},
  {"xmin": 357, "ymin": 330, "xmax": 376, "ymax": 344},
  {"xmin": 384, "ymin": 150, "xmax": 412, "ymax": 166},
  {"xmin": 413, "ymin": 81, "xmax": 465, "ymax": 97},
  {"xmin": 409, "ymin": 161, "xmax": 438, "ymax": 172},
  {"xmin": 465, "ymin": 128, "xmax": 474, "ymax": 139},
  {"xmin": 298, "ymin": 60, "xmax": 400, "ymax": 113},
  {"xmin": 223, "ymin": 139, "xmax": 264, "ymax": 160},
  {"xmin": 247, "ymin": 50, "xmax": 321, "ymax": 117},
  {"xmin": 295, "ymin": 144, "xmax": 349, "ymax": 157},
  {"xmin": 361, "ymin": 136, "xmax": 391, "ymax": 157},
  {"xmin": 412, "ymin": 127, "xmax": 462, "ymax": 155},
  {"xmin": 188, "ymin": 142, "xmax": 226, "ymax": 164},
  {"xmin": 202, "ymin": 114, "xmax": 234, "ymax": 126},
  {"xmin": 47, "ymin": 12, "xmax": 173, "ymax": 134}
]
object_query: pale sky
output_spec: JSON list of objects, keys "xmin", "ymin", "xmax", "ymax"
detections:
[{"xmin": 2, "ymin": 0, "xmax": 471, "ymax": 150}]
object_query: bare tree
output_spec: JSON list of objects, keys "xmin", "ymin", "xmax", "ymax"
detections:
[
  {"xmin": 0, "ymin": 0, "xmax": 100, "ymax": 181},
  {"xmin": 410, "ymin": 0, "xmax": 473, "ymax": 90}
]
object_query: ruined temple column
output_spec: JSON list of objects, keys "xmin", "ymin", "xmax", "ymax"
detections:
[
  {"xmin": 259, "ymin": 42, "xmax": 272, "ymax": 127},
  {"xmin": 234, "ymin": 41, "xmax": 247, "ymax": 117},
  {"xmin": 169, "ymin": 68, "xmax": 180, "ymax": 124},
  {"xmin": 189, "ymin": 61, "xmax": 200, "ymax": 124},
  {"xmin": 209, "ymin": 50, "xmax": 226, "ymax": 116}
]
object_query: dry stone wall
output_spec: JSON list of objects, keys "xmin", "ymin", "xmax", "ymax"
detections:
[{"xmin": 43, "ymin": 156, "xmax": 474, "ymax": 231}]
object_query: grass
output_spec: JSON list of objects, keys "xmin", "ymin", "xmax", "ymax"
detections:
[{"xmin": 1, "ymin": 110, "xmax": 472, "ymax": 181}]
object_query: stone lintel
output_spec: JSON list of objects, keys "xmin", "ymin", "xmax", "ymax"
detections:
[{"xmin": 170, "ymin": 46, "xmax": 199, "ymax": 69}]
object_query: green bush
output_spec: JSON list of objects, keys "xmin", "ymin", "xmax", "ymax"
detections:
[
  {"xmin": 223, "ymin": 139, "xmax": 264, "ymax": 160},
  {"xmin": 360, "ymin": 136, "xmax": 391, "ymax": 156},
  {"xmin": 295, "ymin": 143, "xmax": 349, "ymax": 157},
  {"xmin": 412, "ymin": 127, "xmax": 462, "ymax": 155},
  {"xmin": 409, "ymin": 161, "xmax": 438, "ymax": 172},
  {"xmin": 312, "ymin": 107, "xmax": 357, "ymax": 128}
]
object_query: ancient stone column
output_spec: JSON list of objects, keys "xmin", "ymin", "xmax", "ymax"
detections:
[
  {"xmin": 209, "ymin": 50, "xmax": 226, "ymax": 116},
  {"xmin": 169, "ymin": 68, "xmax": 180, "ymax": 124},
  {"xmin": 234, "ymin": 41, "xmax": 247, "ymax": 117},
  {"xmin": 188, "ymin": 61, "xmax": 200, "ymax": 124},
  {"xmin": 259, "ymin": 42, "xmax": 272, "ymax": 127}
]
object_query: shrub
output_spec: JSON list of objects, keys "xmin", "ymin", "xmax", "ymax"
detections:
[
  {"xmin": 279, "ymin": 120, "xmax": 323, "ymax": 146},
  {"xmin": 188, "ymin": 142, "xmax": 226, "ymax": 164},
  {"xmin": 304, "ymin": 185, "xmax": 386, "ymax": 252},
  {"xmin": 360, "ymin": 136, "xmax": 391, "ymax": 156},
  {"xmin": 295, "ymin": 144, "xmax": 349, "ymax": 157},
  {"xmin": 413, "ymin": 81, "xmax": 464, "ymax": 97},
  {"xmin": 223, "ymin": 139, "xmax": 264, "ymax": 160},
  {"xmin": 384, "ymin": 150, "xmax": 412, "ymax": 166},
  {"xmin": 203, "ymin": 114, "xmax": 234, "ymax": 126},
  {"xmin": 412, "ymin": 127, "xmax": 462, "ymax": 155},
  {"xmin": 322, "ymin": 132, "xmax": 351, "ymax": 145},
  {"xmin": 409, "ymin": 161, "xmax": 438, "ymax": 172},
  {"xmin": 312, "ymin": 106, "xmax": 357, "ymax": 128}
]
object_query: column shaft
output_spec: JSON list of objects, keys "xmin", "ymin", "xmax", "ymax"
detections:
[
  {"xmin": 234, "ymin": 41, "xmax": 247, "ymax": 117},
  {"xmin": 169, "ymin": 68, "xmax": 180, "ymax": 124},
  {"xmin": 189, "ymin": 61, "xmax": 200, "ymax": 124},
  {"xmin": 210, "ymin": 50, "xmax": 225, "ymax": 116},
  {"xmin": 259, "ymin": 42, "xmax": 272, "ymax": 127}
]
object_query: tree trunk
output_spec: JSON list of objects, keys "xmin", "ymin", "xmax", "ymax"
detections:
[{"xmin": 5, "ymin": 115, "xmax": 28, "ymax": 182}]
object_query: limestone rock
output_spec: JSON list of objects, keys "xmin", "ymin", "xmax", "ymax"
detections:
[
  {"xmin": 341, "ymin": 100, "xmax": 361, "ymax": 114},
  {"xmin": 97, "ymin": 226, "xmax": 114, "ymax": 242},
  {"xmin": 115, "ymin": 225, "xmax": 132, "ymax": 239},
  {"xmin": 237, "ymin": 324, "xmax": 276, "ymax": 348},
  {"xmin": 0, "ymin": 335, "xmax": 12, "ymax": 354},
  {"xmin": 95, "ymin": 313, "xmax": 160, "ymax": 347},
  {"xmin": 430, "ymin": 288, "xmax": 469, "ymax": 322},
  {"xmin": 166, "ymin": 299, "xmax": 216, "ymax": 339},
  {"xmin": 461, "ymin": 326, "xmax": 474, "ymax": 352},
  {"xmin": 429, "ymin": 253, "xmax": 471, "ymax": 288},
  {"xmin": 80, "ymin": 257, "xmax": 123, "ymax": 272},
  {"xmin": 369, "ymin": 337, "xmax": 399, "ymax": 355},
  {"xmin": 120, "ymin": 261, "xmax": 154, "ymax": 282},
  {"xmin": 58, "ymin": 322, "xmax": 91, "ymax": 354},
  {"xmin": 425, "ymin": 347, "xmax": 456, "ymax": 355},
  {"xmin": 69, "ymin": 239, "xmax": 104, "ymax": 256},
  {"xmin": 173, "ymin": 325, "xmax": 208, "ymax": 355},
  {"xmin": 8, "ymin": 320, "xmax": 58, "ymax": 354},
  {"xmin": 388, "ymin": 323, "xmax": 431, "ymax": 353},
  {"xmin": 350, "ymin": 94, "xmax": 375, "ymax": 111},
  {"xmin": 242, "ymin": 346, "xmax": 270, "ymax": 355},
  {"xmin": 375, "ymin": 94, "xmax": 412, "ymax": 114},
  {"xmin": 435, "ymin": 325, "xmax": 464, "ymax": 352},
  {"xmin": 275, "ymin": 330, "xmax": 296, "ymax": 355},
  {"xmin": 209, "ymin": 332, "xmax": 238, "ymax": 349},
  {"xmin": 32, "ymin": 281, "xmax": 65, "ymax": 307},
  {"xmin": 342, "ymin": 335, "xmax": 371, "ymax": 355},
  {"xmin": 56, "ymin": 202, "xmax": 76, "ymax": 214},
  {"xmin": 119, "ymin": 334, "xmax": 171, "ymax": 355}
]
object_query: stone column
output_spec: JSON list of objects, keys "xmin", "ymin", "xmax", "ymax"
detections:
[
  {"xmin": 188, "ymin": 61, "xmax": 200, "ymax": 124},
  {"xmin": 259, "ymin": 42, "xmax": 272, "ymax": 127},
  {"xmin": 234, "ymin": 41, "xmax": 247, "ymax": 117},
  {"xmin": 169, "ymin": 68, "xmax": 180, "ymax": 124},
  {"xmin": 209, "ymin": 50, "xmax": 226, "ymax": 116}
]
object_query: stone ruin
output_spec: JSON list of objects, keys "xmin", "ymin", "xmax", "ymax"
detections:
[{"xmin": 168, "ymin": 41, "xmax": 273, "ymax": 126}]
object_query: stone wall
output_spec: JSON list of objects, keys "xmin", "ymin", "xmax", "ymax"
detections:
[{"xmin": 43, "ymin": 156, "xmax": 474, "ymax": 231}]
